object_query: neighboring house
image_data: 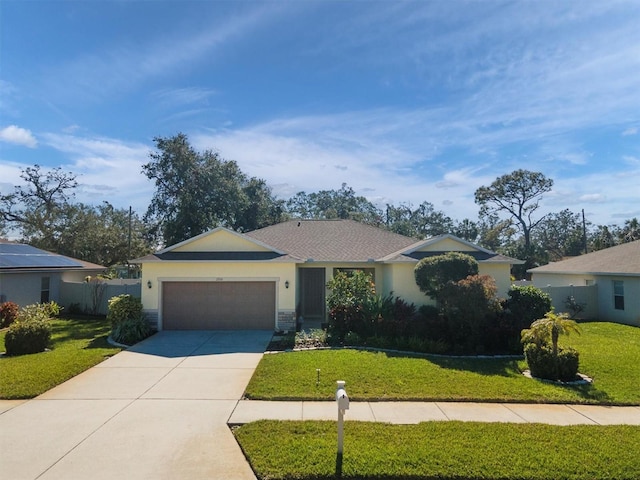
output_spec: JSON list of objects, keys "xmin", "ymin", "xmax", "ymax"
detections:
[
  {"xmin": 0, "ymin": 241, "xmax": 105, "ymax": 307},
  {"xmin": 133, "ymin": 219, "xmax": 522, "ymax": 331},
  {"xmin": 529, "ymin": 240, "xmax": 640, "ymax": 326}
]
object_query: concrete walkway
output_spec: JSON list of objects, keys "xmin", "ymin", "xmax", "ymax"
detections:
[
  {"xmin": 0, "ymin": 330, "xmax": 274, "ymax": 480},
  {"xmin": 230, "ymin": 400, "xmax": 640, "ymax": 426}
]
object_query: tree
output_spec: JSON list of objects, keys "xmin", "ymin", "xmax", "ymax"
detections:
[
  {"xmin": 534, "ymin": 209, "xmax": 586, "ymax": 262},
  {"xmin": 0, "ymin": 165, "xmax": 78, "ymax": 248},
  {"xmin": 385, "ymin": 201, "xmax": 454, "ymax": 238},
  {"xmin": 475, "ymin": 170, "xmax": 553, "ymax": 268},
  {"xmin": 143, "ymin": 133, "xmax": 285, "ymax": 246},
  {"xmin": 414, "ymin": 252, "xmax": 479, "ymax": 301},
  {"xmin": 453, "ymin": 218, "xmax": 479, "ymax": 243},
  {"xmin": 589, "ymin": 224, "xmax": 617, "ymax": 251},
  {"xmin": 55, "ymin": 202, "xmax": 152, "ymax": 267},
  {"xmin": 477, "ymin": 213, "xmax": 516, "ymax": 252},
  {"xmin": 286, "ymin": 183, "xmax": 382, "ymax": 225},
  {"xmin": 619, "ymin": 218, "xmax": 640, "ymax": 243}
]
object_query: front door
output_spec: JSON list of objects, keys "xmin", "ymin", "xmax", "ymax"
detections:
[{"xmin": 300, "ymin": 268, "xmax": 326, "ymax": 321}]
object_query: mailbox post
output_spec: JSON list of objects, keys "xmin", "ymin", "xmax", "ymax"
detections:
[{"xmin": 336, "ymin": 380, "xmax": 349, "ymax": 456}]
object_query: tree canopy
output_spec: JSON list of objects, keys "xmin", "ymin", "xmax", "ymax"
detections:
[
  {"xmin": 0, "ymin": 165, "xmax": 152, "ymax": 266},
  {"xmin": 286, "ymin": 183, "xmax": 382, "ymax": 226},
  {"xmin": 142, "ymin": 133, "xmax": 286, "ymax": 246},
  {"xmin": 475, "ymin": 169, "xmax": 553, "ymax": 272}
]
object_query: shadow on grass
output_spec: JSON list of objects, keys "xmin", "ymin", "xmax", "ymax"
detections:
[
  {"xmin": 381, "ymin": 350, "xmax": 523, "ymax": 378},
  {"xmin": 50, "ymin": 317, "xmax": 111, "ymax": 344}
]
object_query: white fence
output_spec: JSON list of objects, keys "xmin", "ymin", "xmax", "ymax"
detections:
[
  {"xmin": 60, "ymin": 279, "xmax": 141, "ymax": 316},
  {"xmin": 539, "ymin": 284, "xmax": 598, "ymax": 320}
]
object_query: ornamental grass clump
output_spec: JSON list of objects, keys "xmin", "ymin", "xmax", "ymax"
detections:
[{"xmin": 522, "ymin": 311, "xmax": 581, "ymax": 382}]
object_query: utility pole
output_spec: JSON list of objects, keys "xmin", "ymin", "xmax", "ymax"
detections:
[
  {"xmin": 128, "ymin": 206, "xmax": 132, "ymax": 278},
  {"xmin": 582, "ymin": 209, "xmax": 588, "ymax": 254}
]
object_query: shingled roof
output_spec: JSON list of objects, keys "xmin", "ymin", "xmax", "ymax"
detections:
[
  {"xmin": 245, "ymin": 219, "xmax": 418, "ymax": 262},
  {"xmin": 528, "ymin": 240, "xmax": 640, "ymax": 276}
]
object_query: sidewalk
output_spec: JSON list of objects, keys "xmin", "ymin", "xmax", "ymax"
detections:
[{"xmin": 230, "ymin": 400, "xmax": 640, "ymax": 426}]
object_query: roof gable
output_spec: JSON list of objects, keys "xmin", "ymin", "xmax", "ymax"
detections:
[
  {"xmin": 529, "ymin": 240, "xmax": 640, "ymax": 276},
  {"xmin": 160, "ymin": 227, "xmax": 283, "ymax": 254},
  {"xmin": 409, "ymin": 234, "xmax": 493, "ymax": 254},
  {"xmin": 381, "ymin": 234, "xmax": 523, "ymax": 264}
]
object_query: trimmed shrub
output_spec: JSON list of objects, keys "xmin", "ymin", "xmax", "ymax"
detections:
[
  {"xmin": 557, "ymin": 347, "xmax": 580, "ymax": 381},
  {"xmin": 439, "ymin": 275, "xmax": 501, "ymax": 353},
  {"xmin": 505, "ymin": 285, "xmax": 552, "ymax": 329},
  {"xmin": 3, "ymin": 303, "xmax": 57, "ymax": 355},
  {"xmin": 107, "ymin": 294, "xmax": 143, "ymax": 327},
  {"xmin": 0, "ymin": 301, "xmax": 19, "ymax": 328},
  {"xmin": 111, "ymin": 317, "xmax": 152, "ymax": 346},
  {"xmin": 414, "ymin": 252, "xmax": 479, "ymax": 301},
  {"xmin": 524, "ymin": 344, "xmax": 579, "ymax": 382}
]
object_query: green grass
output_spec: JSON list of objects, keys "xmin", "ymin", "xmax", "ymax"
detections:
[
  {"xmin": 235, "ymin": 420, "xmax": 640, "ymax": 480},
  {"xmin": 245, "ymin": 322, "xmax": 640, "ymax": 405},
  {"xmin": 0, "ymin": 317, "xmax": 122, "ymax": 399}
]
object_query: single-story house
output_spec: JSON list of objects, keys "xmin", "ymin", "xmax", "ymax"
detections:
[
  {"xmin": 133, "ymin": 219, "xmax": 523, "ymax": 331},
  {"xmin": 529, "ymin": 240, "xmax": 640, "ymax": 326},
  {"xmin": 0, "ymin": 241, "xmax": 106, "ymax": 307}
]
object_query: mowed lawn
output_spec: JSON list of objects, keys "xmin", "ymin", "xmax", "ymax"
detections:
[
  {"xmin": 0, "ymin": 317, "xmax": 122, "ymax": 399},
  {"xmin": 235, "ymin": 420, "xmax": 640, "ymax": 480},
  {"xmin": 245, "ymin": 322, "xmax": 640, "ymax": 405}
]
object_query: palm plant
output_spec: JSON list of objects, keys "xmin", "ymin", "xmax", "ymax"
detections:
[{"xmin": 528, "ymin": 310, "xmax": 581, "ymax": 356}]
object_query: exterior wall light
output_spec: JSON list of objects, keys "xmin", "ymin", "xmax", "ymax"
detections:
[
  {"xmin": 285, "ymin": 280, "xmax": 290, "ymax": 289},
  {"xmin": 147, "ymin": 280, "xmax": 152, "ymax": 289}
]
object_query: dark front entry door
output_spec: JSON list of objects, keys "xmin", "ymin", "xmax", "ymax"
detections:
[{"xmin": 300, "ymin": 268, "xmax": 326, "ymax": 321}]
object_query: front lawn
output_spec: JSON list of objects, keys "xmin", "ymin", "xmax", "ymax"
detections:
[
  {"xmin": 0, "ymin": 317, "xmax": 122, "ymax": 399},
  {"xmin": 245, "ymin": 322, "xmax": 640, "ymax": 405},
  {"xmin": 235, "ymin": 420, "xmax": 640, "ymax": 480}
]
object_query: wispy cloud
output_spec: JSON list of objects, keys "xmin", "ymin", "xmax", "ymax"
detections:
[
  {"xmin": 41, "ymin": 133, "xmax": 152, "ymax": 212},
  {"xmin": 0, "ymin": 125, "xmax": 37, "ymax": 148},
  {"xmin": 42, "ymin": 5, "xmax": 288, "ymax": 104}
]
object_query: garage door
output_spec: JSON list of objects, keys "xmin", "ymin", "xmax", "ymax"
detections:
[{"xmin": 162, "ymin": 281, "xmax": 276, "ymax": 330}]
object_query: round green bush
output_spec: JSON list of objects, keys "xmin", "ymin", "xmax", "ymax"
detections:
[
  {"xmin": 107, "ymin": 294, "xmax": 143, "ymax": 327},
  {"xmin": 524, "ymin": 343, "xmax": 579, "ymax": 382},
  {"xmin": 4, "ymin": 318, "xmax": 52, "ymax": 355},
  {"xmin": 506, "ymin": 285, "xmax": 552, "ymax": 328}
]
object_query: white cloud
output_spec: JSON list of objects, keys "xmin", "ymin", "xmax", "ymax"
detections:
[
  {"xmin": 622, "ymin": 127, "xmax": 638, "ymax": 136},
  {"xmin": 40, "ymin": 133, "xmax": 153, "ymax": 213},
  {"xmin": 0, "ymin": 125, "xmax": 37, "ymax": 148}
]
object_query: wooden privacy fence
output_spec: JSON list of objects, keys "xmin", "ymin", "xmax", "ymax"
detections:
[{"xmin": 60, "ymin": 279, "xmax": 141, "ymax": 316}]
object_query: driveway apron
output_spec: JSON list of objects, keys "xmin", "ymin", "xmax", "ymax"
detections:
[{"xmin": 0, "ymin": 330, "xmax": 273, "ymax": 480}]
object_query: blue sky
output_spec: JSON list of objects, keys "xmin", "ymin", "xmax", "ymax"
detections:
[{"xmin": 1, "ymin": 1, "xmax": 639, "ymax": 227}]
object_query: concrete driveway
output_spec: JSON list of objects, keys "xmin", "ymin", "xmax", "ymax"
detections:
[{"xmin": 0, "ymin": 330, "xmax": 273, "ymax": 480}]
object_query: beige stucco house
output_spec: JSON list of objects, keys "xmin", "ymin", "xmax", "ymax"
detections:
[
  {"xmin": 529, "ymin": 240, "xmax": 640, "ymax": 326},
  {"xmin": 133, "ymin": 219, "xmax": 522, "ymax": 331}
]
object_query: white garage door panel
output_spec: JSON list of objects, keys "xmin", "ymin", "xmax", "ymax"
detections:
[{"xmin": 162, "ymin": 281, "xmax": 275, "ymax": 330}]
